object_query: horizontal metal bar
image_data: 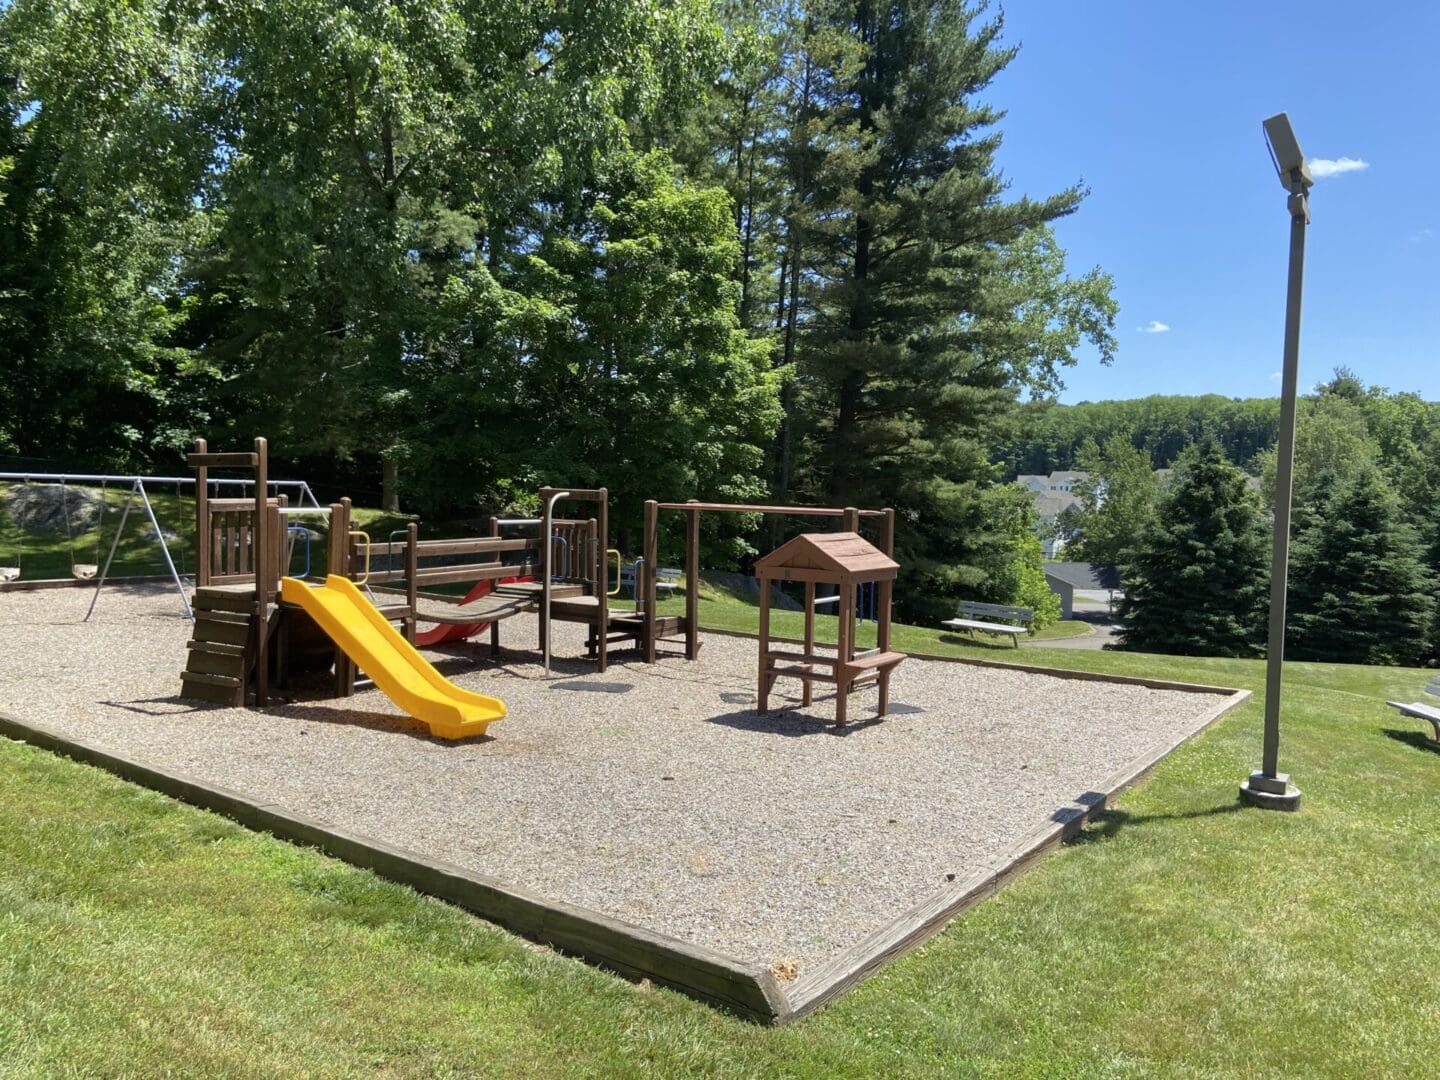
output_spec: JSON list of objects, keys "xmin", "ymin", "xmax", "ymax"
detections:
[{"xmin": 0, "ymin": 473, "xmax": 311, "ymax": 488}]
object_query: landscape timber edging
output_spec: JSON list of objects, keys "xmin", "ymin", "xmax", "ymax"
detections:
[
  {"xmin": 0, "ymin": 710, "xmax": 791, "ymax": 1024},
  {"xmin": 782, "ymin": 684, "xmax": 1251, "ymax": 1018},
  {"xmin": 0, "ymin": 675, "xmax": 1251, "ymax": 1024}
]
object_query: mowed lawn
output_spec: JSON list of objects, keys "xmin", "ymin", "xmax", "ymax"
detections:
[{"xmin": 3, "ymin": 606, "xmax": 1440, "ymax": 1075}]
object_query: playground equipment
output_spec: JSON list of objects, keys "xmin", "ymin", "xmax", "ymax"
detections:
[
  {"xmin": 281, "ymin": 575, "xmax": 506, "ymax": 740},
  {"xmin": 754, "ymin": 532, "xmax": 905, "ymax": 728},
  {"xmin": 0, "ymin": 468, "xmax": 319, "ymax": 619},
  {"xmin": 636, "ymin": 500, "xmax": 896, "ymax": 663}
]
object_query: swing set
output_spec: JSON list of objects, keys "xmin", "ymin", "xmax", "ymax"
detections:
[{"xmin": 0, "ymin": 470, "xmax": 321, "ymax": 621}]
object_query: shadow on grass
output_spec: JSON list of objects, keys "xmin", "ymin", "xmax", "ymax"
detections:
[
  {"xmin": 1382, "ymin": 727, "xmax": 1440, "ymax": 755},
  {"xmin": 937, "ymin": 632, "xmax": 1021, "ymax": 653},
  {"xmin": 1064, "ymin": 798, "xmax": 1246, "ymax": 845}
]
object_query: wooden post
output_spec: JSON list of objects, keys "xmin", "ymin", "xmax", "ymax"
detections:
[
  {"xmin": 685, "ymin": 502, "xmax": 700, "ymax": 660},
  {"xmin": 877, "ymin": 576, "xmax": 893, "ymax": 717},
  {"xmin": 643, "ymin": 499, "xmax": 658, "ymax": 663},
  {"xmin": 835, "ymin": 581, "xmax": 853, "ymax": 729},
  {"xmin": 330, "ymin": 498, "xmax": 355, "ymax": 697},
  {"xmin": 842, "ymin": 506, "xmax": 859, "ymax": 534},
  {"xmin": 253, "ymin": 437, "xmax": 269, "ymax": 707},
  {"xmin": 193, "ymin": 438, "xmax": 209, "ymax": 587},
  {"xmin": 404, "ymin": 522, "xmax": 418, "ymax": 643},
  {"xmin": 882, "ymin": 507, "xmax": 895, "ymax": 558},
  {"xmin": 537, "ymin": 487, "xmax": 552, "ymax": 652},
  {"xmin": 757, "ymin": 571, "xmax": 771, "ymax": 714},
  {"xmin": 597, "ymin": 489, "xmax": 608, "ymax": 673},
  {"xmin": 802, "ymin": 580, "xmax": 815, "ymax": 707}
]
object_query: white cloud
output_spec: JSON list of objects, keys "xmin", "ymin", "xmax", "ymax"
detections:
[
  {"xmin": 1308, "ymin": 156, "xmax": 1368, "ymax": 179},
  {"xmin": 1137, "ymin": 320, "xmax": 1170, "ymax": 334},
  {"xmin": 1270, "ymin": 371, "xmax": 1282, "ymax": 382},
  {"xmin": 1409, "ymin": 228, "xmax": 1433, "ymax": 245}
]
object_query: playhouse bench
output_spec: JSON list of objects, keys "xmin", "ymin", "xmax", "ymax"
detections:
[
  {"xmin": 942, "ymin": 600, "xmax": 1034, "ymax": 648},
  {"xmin": 1387, "ymin": 699, "xmax": 1440, "ymax": 746}
]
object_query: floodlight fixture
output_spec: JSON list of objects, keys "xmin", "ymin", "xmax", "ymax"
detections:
[{"xmin": 1263, "ymin": 112, "xmax": 1313, "ymax": 193}]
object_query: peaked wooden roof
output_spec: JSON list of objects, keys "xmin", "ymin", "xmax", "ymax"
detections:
[{"xmin": 754, "ymin": 532, "xmax": 898, "ymax": 581}]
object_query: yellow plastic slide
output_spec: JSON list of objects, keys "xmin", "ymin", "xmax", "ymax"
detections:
[{"xmin": 280, "ymin": 575, "xmax": 506, "ymax": 740}]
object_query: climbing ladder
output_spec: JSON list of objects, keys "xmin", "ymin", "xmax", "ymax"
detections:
[{"xmin": 181, "ymin": 587, "xmax": 261, "ymax": 705}]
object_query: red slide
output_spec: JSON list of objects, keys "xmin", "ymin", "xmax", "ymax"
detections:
[{"xmin": 412, "ymin": 576, "xmax": 530, "ymax": 646}]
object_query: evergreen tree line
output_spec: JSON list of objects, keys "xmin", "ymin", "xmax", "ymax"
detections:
[
  {"xmin": 0, "ymin": 0, "xmax": 1116, "ymax": 622},
  {"xmin": 1063, "ymin": 374, "xmax": 1439, "ymax": 664}
]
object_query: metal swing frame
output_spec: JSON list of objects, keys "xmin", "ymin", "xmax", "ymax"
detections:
[{"xmin": 0, "ymin": 471, "xmax": 321, "ymax": 621}]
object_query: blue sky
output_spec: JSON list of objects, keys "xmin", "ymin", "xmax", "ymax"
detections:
[{"xmin": 989, "ymin": 1, "xmax": 1439, "ymax": 404}]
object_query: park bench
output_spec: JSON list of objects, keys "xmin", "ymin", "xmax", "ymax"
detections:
[
  {"xmin": 942, "ymin": 600, "xmax": 1034, "ymax": 648},
  {"xmin": 1387, "ymin": 699, "xmax": 1440, "ymax": 747},
  {"xmin": 617, "ymin": 562, "xmax": 682, "ymax": 607}
]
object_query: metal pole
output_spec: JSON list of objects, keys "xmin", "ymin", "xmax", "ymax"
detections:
[
  {"xmin": 541, "ymin": 490, "xmax": 570, "ymax": 675},
  {"xmin": 1243, "ymin": 172, "xmax": 1308, "ymax": 811},
  {"xmin": 84, "ymin": 481, "xmax": 137, "ymax": 622},
  {"xmin": 138, "ymin": 480, "xmax": 193, "ymax": 621}
]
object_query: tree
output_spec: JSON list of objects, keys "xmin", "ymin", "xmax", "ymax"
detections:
[
  {"xmin": 1115, "ymin": 441, "xmax": 1269, "ymax": 657},
  {"xmin": 1058, "ymin": 434, "xmax": 1158, "ymax": 567},
  {"xmin": 1287, "ymin": 466, "xmax": 1433, "ymax": 666}
]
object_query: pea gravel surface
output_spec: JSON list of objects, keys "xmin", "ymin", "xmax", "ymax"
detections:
[{"xmin": 1, "ymin": 584, "xmax": 1233, "ymax": 978}]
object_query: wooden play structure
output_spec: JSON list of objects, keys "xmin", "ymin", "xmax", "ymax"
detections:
[
  {"xmin": 755, "ymin": 532, "xmax": 905, "ymax": 727},
  {"xmin": 636, "ymin": 501, "xmax": 895, "ymax": 663}
]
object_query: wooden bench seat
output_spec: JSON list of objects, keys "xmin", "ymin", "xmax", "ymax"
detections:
[
  {"xmin": 843, "ymin": 650, "xmax": 907, "ymax": 673},
  {"xmin": 413, "ymin": 593, "xmax": 534, "ymax": 626}
]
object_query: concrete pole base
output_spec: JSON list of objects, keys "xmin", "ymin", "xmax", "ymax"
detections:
[{"xmin": 1239, "ymin": 770, "xmax": 1301, "ymax": 811}]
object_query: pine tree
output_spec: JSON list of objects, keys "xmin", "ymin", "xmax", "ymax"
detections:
[
  {"xmin": 1116, "ymin": 442, "xmax": 1269, "ymax": 657},
  {"xmin": 1287, "ymin": 467, "xmax": 1434, "ymax": 665}
]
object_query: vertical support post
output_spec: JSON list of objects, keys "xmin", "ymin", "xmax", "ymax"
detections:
[
  {"xmin": 757, "ymin": 571, "xmax": 771, "ymax": 714},
  {"xmin": 330, "ymin": 498, "xmax": 355, "ymax": 697},
  {"xmin": 404, "ymin": 521, "xmax": 418, "ymax": 643},
  {"xmin": 877, "ymin": 576, "xmax": 893, "ymax": 717},
  {"xmin": 685, "ymin": 501, "xmax": 700, "ymax": 660},
  {"xmin": 882, "ymin": 507, "xmax": 895, "ymax": 558},
  {"xmin": 842, "ymin": 506, "xmax": 859, "ymax": 534},
  {"xmin": 643, "ymin": 499, "xmax": 658, "ymax": 663},
  {"xmin": 836, "ymin": 578, "xmax": 853, "ymax": 728},
  {"xmin": 537, "ymin": 488, "xmax": 552, "ymax": 653},
  {"xmin": 597, "ymin": 489, "xmax": 608, "ymax": 673},
  {"xmin": 193, "ymin": 439, "xmax": 209, "ymax": 588},
  {"xmin": 802, "ymin": 580, "xmax": 815, "ymax": 707},
  {"xmin": 253, "ymin": 437, "xmax": 269, "ymax": 707}
]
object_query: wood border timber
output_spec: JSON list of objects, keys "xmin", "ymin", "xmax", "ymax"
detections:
[
  {"xmin": 0, "ymin": 639, "xmax": 1248, "ymax": 1022},
  {"xmin": 0, "ymin": 709, "xmax": 789, "ymax": 1023}
]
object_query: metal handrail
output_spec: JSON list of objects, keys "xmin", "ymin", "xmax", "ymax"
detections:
[
  {"xmin": 607, "ymin": 549, "xmax": 623, "ymax": 596},
  {"xmin": 349, "ymin": 530, "xmax": 373, "ymax": 585}
]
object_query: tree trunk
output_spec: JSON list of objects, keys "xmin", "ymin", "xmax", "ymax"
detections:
[{"xmin": 382, "ymin": 457, "xmax": 400, "ymax": 512}]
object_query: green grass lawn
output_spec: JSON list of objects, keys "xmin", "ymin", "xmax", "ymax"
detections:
[{"xmin": 4, "ymin": 514, "xmax": 1440, "ymax": 1075}]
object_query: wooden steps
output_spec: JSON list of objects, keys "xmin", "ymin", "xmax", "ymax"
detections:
[{"xmin": 180, "ymin": 587, "xmax": 260, "ymax": 705}]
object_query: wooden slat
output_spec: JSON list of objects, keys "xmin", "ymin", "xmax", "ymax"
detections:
[
  {"xmin": 187, "ymin": 451, "xmax": 259, "ymax": 468},
  {"xmin": 410, "ymin": 537, "xmax": 538, "ymax": 557},
  {"xmin": 413, "ymin": 563, "xmax": 538, "ymax": 587},
  {"xmin": 654, "ymin": 501, "xmax": 885, "ymax": 517}
]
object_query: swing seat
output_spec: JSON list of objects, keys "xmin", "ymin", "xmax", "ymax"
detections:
[
  {"xmin": 72, "ymin": 564, "xmax": 99, "ymax": 580},
  {"xmin": 0, "ymin": 567, "xmax": 18, "ymax": 583}
]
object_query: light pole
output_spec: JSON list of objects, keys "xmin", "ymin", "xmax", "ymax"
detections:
[{"xmin": 1240, "ymin": 113, "xmax": 1311, "ymax": 811}]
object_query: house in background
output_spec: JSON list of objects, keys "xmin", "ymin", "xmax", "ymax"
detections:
[
  {"xmin": 1043, "ymin": 562, "xmax": 1121, "ymax": 619},
  {"xmin": 1015, "ymin": 471, "xmax": 1091, "ymax": 557}
]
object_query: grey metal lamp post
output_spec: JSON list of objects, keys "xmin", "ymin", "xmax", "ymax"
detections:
[{"xmin": 1240, "ymin": 113, "xmax": 1311, "ymax": 811}]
